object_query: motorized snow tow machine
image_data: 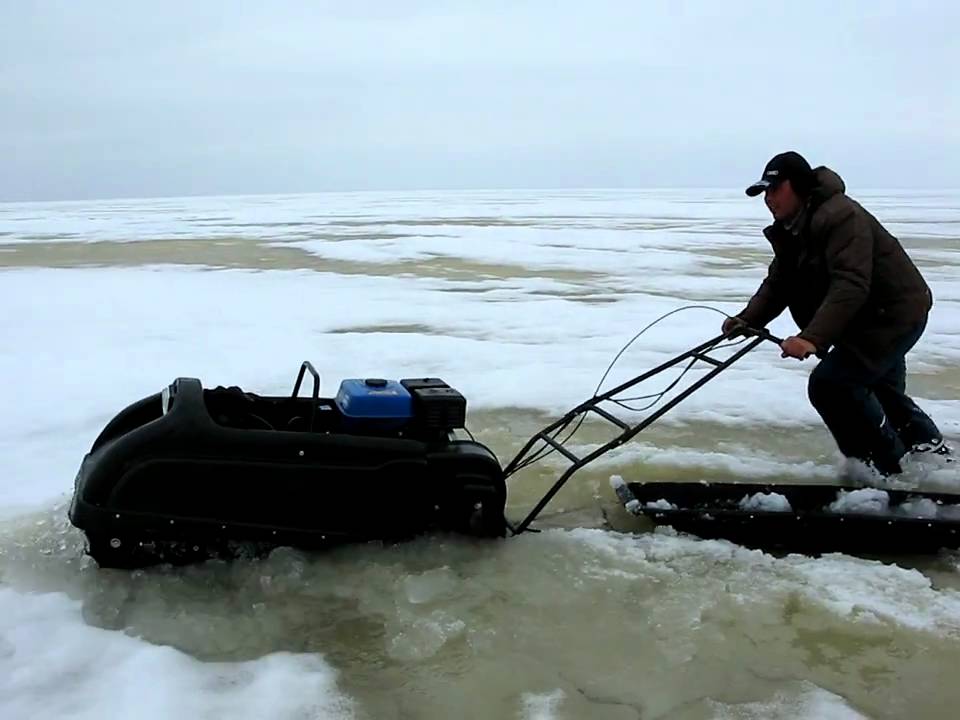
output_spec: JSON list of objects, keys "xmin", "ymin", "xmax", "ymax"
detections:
[
  {"xmin": 68, "ymin": 365, "xmax": 506, "ymax": 568},
  {"xmin": 69, "ymin": 325, "xmax": 958, "ymax": 568}
]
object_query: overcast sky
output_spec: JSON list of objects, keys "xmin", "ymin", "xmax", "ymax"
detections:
[{"xmin": 2, "ymin": 1, "xmax": 957, "ymax": 201}]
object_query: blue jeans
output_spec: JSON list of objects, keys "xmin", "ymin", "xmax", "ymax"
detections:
[{"xmin": 807, "ymin": 318, "xmax": 942, "ymax": 475}]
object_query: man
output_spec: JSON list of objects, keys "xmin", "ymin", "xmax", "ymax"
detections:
[{"xmin": 724, "ymin": 150, "xmax": 949, "ymax": 476}]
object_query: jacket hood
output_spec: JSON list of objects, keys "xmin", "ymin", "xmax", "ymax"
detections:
[{"xmin": 811, "ymin": 166, "xmax": 845, "ymax": 200}]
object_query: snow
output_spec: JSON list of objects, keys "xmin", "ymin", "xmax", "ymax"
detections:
[
  {"xmin": 738, "ymin": 492, "xmax": 793, "ymax": 513},
  {"xmin": 828, "ymin": 489, "xmax": 890, "ymax": 515},
  {"xmin": 0, "ymin": 589, "xmax": 355, "ymax": 720},
  {"xmin": 896, "ymin": 498, "xmax": 940, "ymax": 519},
  {"xmin": 644, "ymin": 499, "xmax": 679, "ymax": 511}
]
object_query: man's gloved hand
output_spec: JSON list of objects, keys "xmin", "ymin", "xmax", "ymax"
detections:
[
  {"xmin": 722, "ymin": 316, "xmax": 746, "ymax": 336},
  {"xmin": 780, "ymin": 336, "xmax": 817, "ymax": 360}
]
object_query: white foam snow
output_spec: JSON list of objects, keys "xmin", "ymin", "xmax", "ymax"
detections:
[
  {"xmin": 645, "ymin": 499, "xmax": 679, "ymax": 511},
  {"xmin": 828, "ymin": 488, "xmax": 891, "ymax": 514},
  {"xmin": 738, "ymin": 492, "xmax": 792, "ymax": 513},
  {"xmin": 896, "ymin": 498, "xmax": 939, "ymax": 519}
]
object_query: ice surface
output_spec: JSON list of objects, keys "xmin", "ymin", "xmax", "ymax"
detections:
[
  {"xmin": 708, "ymin": 682, "xmax": 868, "ymax": 719},
  {"xmin": 1, "ymin": 189, "xmax": 958, "ymax": 719},
  {"xmin": 2, "ymin": 188, "xmax": 957, "ymax": 511},
  {"xmin": 0, "ymin": 589, "xmax": 355, "ymax": 720},
  {"xmin": 402, "ymin": 567, "xmax": 460, "ymax": 604},
  {"xmin": 571, "ymin": 525, "xmax": 960, "ymax": 633},
  {"xmin": 521, "ymin": 689, "xmax": 566, "ymax": 720}
]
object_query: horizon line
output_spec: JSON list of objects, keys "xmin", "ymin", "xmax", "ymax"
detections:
[{"xmin": 4, "ymin": 183, "xmax": 960, "ymax": 206}]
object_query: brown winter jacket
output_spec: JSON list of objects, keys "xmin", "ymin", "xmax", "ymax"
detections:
[{"xmin": 737, "ymin": 167, "xmax": 933, "ymax": 371}]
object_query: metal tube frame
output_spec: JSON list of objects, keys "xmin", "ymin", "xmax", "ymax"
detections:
[
  {"xmin": 507, "ymin": 328, "xmax": 782, "ymax": 534},
  {"xmin": 292, "ymin": 361, "xmax": 322, "ymax": 431}
]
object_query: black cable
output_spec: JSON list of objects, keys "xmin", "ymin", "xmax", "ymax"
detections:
[
  {"xmin": 610, "ymin": 356, "xmax": 700, "ymax": 412},
  {"xmin": 610, "ymin": 335, "xmax": 749, "ymax": 409},
  {"xmin": 710, "ymin": 335, "xmax": 751, "ymax": 352},
  {"xmin": 591, "ymin": 306, "xmax": 743, "ymax": 414},
  {"xmin": 592, "ymin": 304, "xmax": 734, "ymax": 397}
]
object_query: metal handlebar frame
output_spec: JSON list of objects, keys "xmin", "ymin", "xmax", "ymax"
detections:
[
  {"xmin": 292, "ymin": 361, "xmax": 322, "ymax": 431},
  {"xmin": 506, "ymin": 327, "xmax": 783, "ymax": 534}
]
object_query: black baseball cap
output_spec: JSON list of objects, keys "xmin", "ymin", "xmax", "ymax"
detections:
[{"xmin": 745, "ymin": 151, "xmax": 814, "ymax": 197}]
